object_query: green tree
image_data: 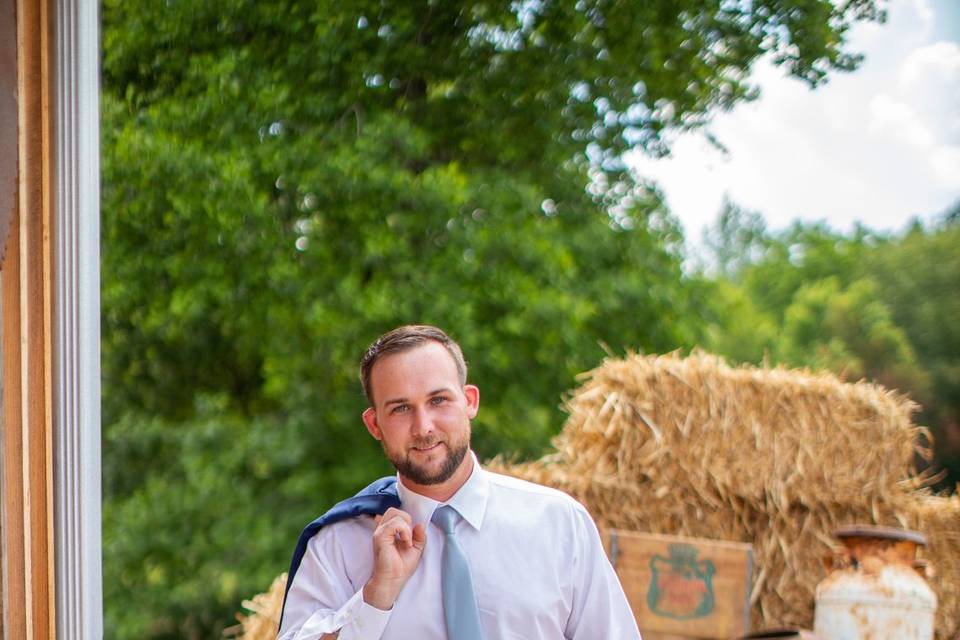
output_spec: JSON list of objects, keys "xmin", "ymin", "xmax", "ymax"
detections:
[
  {"xmin": 861, "ymin": 213, "xmax": 960, "ymax": 488},
  {"xmin": 775, "ymin": 277, "xmax": 930, "ymax": 396},
  {"xmin": 701, "ymin": 197, "xmax": 770, "ymax": 278},
  {"xmin": 699, "ymin": 278, "xmax": 779, "ymax": 363},
  {"xmin": 100, "ymin": 1, "xmax": 882, "ymax": 636}
]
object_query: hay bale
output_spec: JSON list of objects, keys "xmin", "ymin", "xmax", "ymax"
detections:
[
  {"xmin": 489, "ymin": 351, "xmax": 957, "ymax": 639},
  {"xmin": 538, "ymin": 351, "xmax": 927, "ymax": 503},
  {"xmin": 903, "ymin": 494, "xmax": 960, "ymax": 636}
]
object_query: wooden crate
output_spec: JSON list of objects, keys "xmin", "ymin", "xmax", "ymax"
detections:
[{"xmin": 603, "ymin": 529, "xmax": 753, "ymax": 639}]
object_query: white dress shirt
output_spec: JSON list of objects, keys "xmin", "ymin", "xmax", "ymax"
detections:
[{"xmin": 278, "ymin": 454, "xmax": 641, "ymax": 639}]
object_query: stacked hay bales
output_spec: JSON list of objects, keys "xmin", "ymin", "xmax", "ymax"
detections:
[
  {"xmin": 489, "ymin": 351, "xmax": 959, "ymax": 639},
  {"xmin": 233, "ymin": 352, "xmax": 959, "ymax": 639}
]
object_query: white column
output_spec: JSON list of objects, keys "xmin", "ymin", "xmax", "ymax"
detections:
[{"xmin": 52, "ymin": 0, "xmax": 102, "ymax": 637}]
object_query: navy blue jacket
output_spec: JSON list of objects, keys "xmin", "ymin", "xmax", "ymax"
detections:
[{"xmin": 280, "ymin": 476, "xmax": 401, "ymax": 626}]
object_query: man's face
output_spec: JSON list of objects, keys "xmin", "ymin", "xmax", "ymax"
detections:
[{"xmin": 362, "ymin": 341, "xmax": 479, "ymax": 489}]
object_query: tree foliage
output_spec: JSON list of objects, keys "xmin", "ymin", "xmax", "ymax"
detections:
[
  {"xmin": 100, "ymin": 1, "xmax": 880, "ymax": 636},
  {"xmin": 777, "ymin": 277, "xmax": 928, "ymax": 393},
  {"xmin": 862, "ymin": 215, "xmax": 960, "ymax": 485}
]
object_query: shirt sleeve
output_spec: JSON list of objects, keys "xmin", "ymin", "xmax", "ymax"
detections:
[
  {"xmin": 564, "ymin": 505, "xmax": 643, "ymax": 640},
  {"xmin": 278, "ymin": 524, "xmax": 393, "ymax": 640}
]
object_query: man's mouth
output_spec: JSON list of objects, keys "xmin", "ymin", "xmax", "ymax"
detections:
[{"xmin": 412, "ymin": 442, "xmax": 444, "ymax": 453}]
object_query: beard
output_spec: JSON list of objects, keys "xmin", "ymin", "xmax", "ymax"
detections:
[{"xmin": 384, "ymin": 434, "xmax": 470, "ymax": 486}]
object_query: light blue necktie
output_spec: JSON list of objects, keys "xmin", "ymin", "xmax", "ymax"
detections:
[{"xmin": 432, "ymin": 505, "xmax": 485, "ymax": 640}]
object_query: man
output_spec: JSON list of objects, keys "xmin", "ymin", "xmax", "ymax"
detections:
[{"xmin": 278, "ymin": 325, "xmax": 641, "ymax": 639}]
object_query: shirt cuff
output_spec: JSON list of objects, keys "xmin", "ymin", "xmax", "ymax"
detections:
[{"xmin": 339, "ymin": 589, "xmax": 393, "ymax": 639}]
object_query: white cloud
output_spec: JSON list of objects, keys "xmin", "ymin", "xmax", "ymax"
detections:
[
  {"xmin": 855, "ymin": 0, "xmax": 934, "ymax": 49},
  {"xmin": 868, "ymin": 94, "xmax": 934, "ymax": 147},
  {"xmin": 931, "ymin": 147, "xmax": 960, "ymax": 188},
  {"xmin": 899, "ymin": 41, "xmax": 960, "ymax": 87},
  {"xmin": 911, "ymin": 0, "xmax": 935, "ymax": 34},
  {"xmin": 897, "ymin": 41, "xmax": 960, "ymax": 140},
  {"xmin": 869, "ymin": 40, "xmax": 960, "ymax": 188}
]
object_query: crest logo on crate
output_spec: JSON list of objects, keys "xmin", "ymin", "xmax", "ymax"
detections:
[{"xmin": 647, "ymin": 543, "xmax": 716, "ymax": 619}]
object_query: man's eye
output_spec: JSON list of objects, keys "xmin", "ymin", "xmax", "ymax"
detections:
[
  {"xmin": 430, "ymin": 396, "xmax": 447, "ymax": 405},
  {"xmin": 391, "ymin": 404, "xmax": 409, "ymax": 414}
]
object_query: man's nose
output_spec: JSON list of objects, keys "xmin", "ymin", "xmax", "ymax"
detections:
[{"xmin": 410, "ymin": 406, "xmax": 434, "ymax": 436}]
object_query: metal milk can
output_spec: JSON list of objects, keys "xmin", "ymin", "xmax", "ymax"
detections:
[{"xmin": 814, "ymin": 524, "xmax": 937, "ymax": 640}]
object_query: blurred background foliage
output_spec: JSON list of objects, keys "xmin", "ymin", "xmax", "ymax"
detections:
[{"xmin": 99, "ymin": 0, "xmax": 956, "ymax": 637}]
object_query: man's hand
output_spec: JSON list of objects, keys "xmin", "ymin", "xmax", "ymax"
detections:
[{"xmin": 362, "ymin": 508, "xmax": 426, "ymax": 610}]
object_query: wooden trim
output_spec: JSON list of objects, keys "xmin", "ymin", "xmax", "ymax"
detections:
[
  {"xmin": 41, "ymin": 0, "xmax": 56, "ymax": 636},
  {"xmin": 0, "ymin": 0, "xmax": 16, "ymax": 262},
  {"xmin": 2, "ymin": 0, "xmax": 57, "ymax": 637},
  {"xmin": 2, "ymin": 209, "xmax": 28, "ymax": 640}
]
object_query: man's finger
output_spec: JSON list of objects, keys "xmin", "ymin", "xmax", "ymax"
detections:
[
  {"xmin": 380, "ymin": 507, "xmax": 412, "ymax": 525},
  {"xmin": 411, "ymin": 523, "xmax": 426, "ymax": 551},
  {"xmin": 374, "ymin": 515, "xmax": 412, "ymax": 547}
]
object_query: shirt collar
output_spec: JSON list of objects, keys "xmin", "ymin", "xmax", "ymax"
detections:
[{"xmin": 396, "ymin": 451, "xmax": 489, "ymax": 531}]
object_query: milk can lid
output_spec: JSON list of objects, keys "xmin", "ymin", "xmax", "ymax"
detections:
[
  {"xmin": 834, "ymin": 524, "xmax": 927, "ymax": 546},
  {"xmin": 736, "ymin": 628, "xmax": 819, "ymax": 639}
]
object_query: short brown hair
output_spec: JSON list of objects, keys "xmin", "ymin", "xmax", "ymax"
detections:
[{"xmin": 360, "ymin": 325, "xmax": 468, "ymax": 405}]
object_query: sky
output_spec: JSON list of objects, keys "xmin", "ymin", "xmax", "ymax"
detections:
[{"xmin": 627, "ymin": 0, "xmax": 960, "ymax": 247}]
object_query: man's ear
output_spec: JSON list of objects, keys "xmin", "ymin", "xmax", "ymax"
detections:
[
  {"xmin": 362, "ymin": 407, "xmax": 383, "ymax": 441},
  {"xmin": 463, "ymin": 384, "xmax": 480, "ymax": 419}
]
